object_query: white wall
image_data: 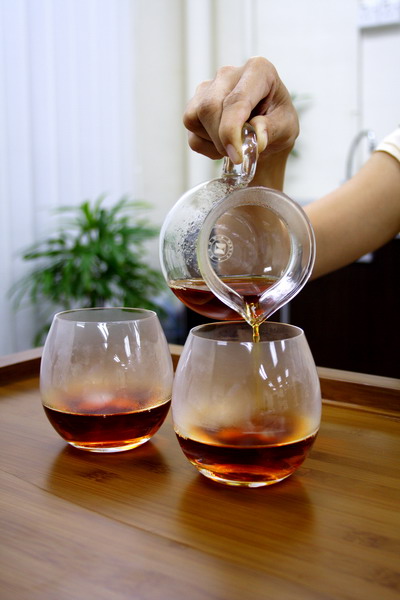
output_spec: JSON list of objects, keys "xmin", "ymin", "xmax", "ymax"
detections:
[
  {"xmin": 1, "ymin": 0, "xmax": 399, "ymax": 355},
  {"xmin": 253, "ymin": 0, "xmax": 360, "ymax": 199},
  {"xmin": 361, "ymin": 25, "xmax": 400, "ymax": 140}
]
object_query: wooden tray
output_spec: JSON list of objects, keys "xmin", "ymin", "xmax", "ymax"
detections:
[{"xmin": 1, "ymin": 347, "xmax": 399, "ymax": 600}]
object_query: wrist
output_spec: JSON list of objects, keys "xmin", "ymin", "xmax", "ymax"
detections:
[{"xmin": 250, "ymin": 148, "xmax": 291, "ymax": 190}]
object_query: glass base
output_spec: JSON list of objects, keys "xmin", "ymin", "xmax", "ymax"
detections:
[
  {"xmin": 197, "ymin": 466, "xmax": 292, "ymax": 488},
  {"xmin": 67, "ymin": 436, "xmax": 151, "ymax": 453}
]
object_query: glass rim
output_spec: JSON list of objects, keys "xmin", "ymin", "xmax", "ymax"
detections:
[
  {"xmin": 190, "ymin": 320, "xmax": 304, "ymax": 343},
  {"xmin": 53, "ymin": 307, "xmax": 158, "ymax": 323}
]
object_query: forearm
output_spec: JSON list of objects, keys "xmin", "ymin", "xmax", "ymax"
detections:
[{"xmin": 305, "ymin": 151, "xmax": 400, "ymax": 279}]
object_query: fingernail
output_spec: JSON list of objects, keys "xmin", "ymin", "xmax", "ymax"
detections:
[{"xmin": 226, "ymin": 144, "xmax": 242, "ymax": 164}]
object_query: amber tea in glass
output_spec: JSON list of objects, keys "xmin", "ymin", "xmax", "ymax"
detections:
[
  {"xmin": 172, "ymin": 321, "xmax": 321, "ymax": 487},
  {"xmin": 40, "ymin": 308, "xmax": 174, "ymax": 452}
]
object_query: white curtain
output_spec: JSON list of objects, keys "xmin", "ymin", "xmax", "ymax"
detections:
[{"xmin": 0, "ymin": 0, "xmax": 137, "ymax": 354}]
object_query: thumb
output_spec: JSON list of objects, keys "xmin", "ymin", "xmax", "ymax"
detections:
[
  {"xmin": 250, "ymin": 106, "xmax": 299, "ymax": 156},
  {"xmin": 249, "ymin": 116, "xmax": 269, "ymax": 154}
]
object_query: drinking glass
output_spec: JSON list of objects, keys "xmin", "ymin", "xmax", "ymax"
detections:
[
  {"xmin": 172, "ymin": 321, "xmax": 321, "ymax": 487},
  {"xmin": 40, "ymin": 308, "xmax": 174, "ymax": 452}
]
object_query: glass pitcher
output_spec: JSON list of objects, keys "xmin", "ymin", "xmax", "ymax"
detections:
[{"xmin": 159, "ymin": 124, "xmax": 315, "ymax": 325}]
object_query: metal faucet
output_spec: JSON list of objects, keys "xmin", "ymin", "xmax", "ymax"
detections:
[{"xmin": 345, "ymin": 129, "xmax": 377, "ymax": 180}]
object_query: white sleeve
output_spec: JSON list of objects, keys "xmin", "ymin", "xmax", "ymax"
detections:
[{"xmin": 375, "ymin": 127, "xmax": 400, "ymax": 162}]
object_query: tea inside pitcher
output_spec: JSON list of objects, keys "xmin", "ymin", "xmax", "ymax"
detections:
[
  {"xmin": 169, "ymin": 275, "xmax": 278, "ymax": 320},
  {"xmin": 170, "ymin": 275, "xmax": 279, "ymax": 342}
]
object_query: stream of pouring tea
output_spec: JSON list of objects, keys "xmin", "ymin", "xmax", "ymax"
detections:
[
  {"xmin": 244, "ymin": 301, "xmax": 262, "ymax": 343},
  {"xmin": 243, "ymin": 300, "xmax": 267, "ymax": 416},
  {"xmin": 252, "ymin": 321, "xmax": 261, "ymax": 343}
]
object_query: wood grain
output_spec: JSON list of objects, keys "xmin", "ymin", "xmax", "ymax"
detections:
[{"xmin": 1, "ymin": 353, "xmax": 399, "ymax": 600}]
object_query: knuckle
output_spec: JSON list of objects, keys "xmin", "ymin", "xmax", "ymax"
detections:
[
  {"xmin": 195, "ymin": 79, "xmax": 212, "ymax": 94},
  {"xmin": 215, "ymin": 64, "xmax": 237, "ymax": 79},
  {"xmin": 248, "ymin": 55, "xmax": 274, "ymax": 72},
  {"xmin": 248, "ymin": 56, "xmax": 280, "ymax": 88},
  {"xmin": 222, "ymin": 90, "xmax": 252, "ymax": 113},
  {"xmin": 248, "ymin": 55, "xmax": 267, "ymax": 67},
  {"xmin": 197, "ymin": 97, "xmax": 221, "ymax": 121},
  {"xmin": 182, "ymin": 110, "xmax": 198, "ymax": 131}
]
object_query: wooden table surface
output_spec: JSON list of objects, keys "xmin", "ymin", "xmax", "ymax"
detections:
[{"xmin": 1, "ymin": 347, "xmax": 399, "ymax": 600}]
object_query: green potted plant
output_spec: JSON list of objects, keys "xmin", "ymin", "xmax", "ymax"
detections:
[{"xmin": 10, "ymin": 196, "xmax": 165, "ymax": 345}]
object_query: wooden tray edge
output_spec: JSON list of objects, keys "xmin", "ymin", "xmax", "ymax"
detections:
[
  {"xmin": 0, "ymin": 347, "xmax": 43, "ymax": 383},
  {"xmin": 317, "ymin": 366, "xmax": 400, "ymax": 414}
]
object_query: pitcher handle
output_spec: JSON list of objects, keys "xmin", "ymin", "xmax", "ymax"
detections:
[{"xmin": 222, "ymin": 122, "xmax": 258, "ymax": 185}]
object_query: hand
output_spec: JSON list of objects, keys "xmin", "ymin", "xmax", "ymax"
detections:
[{"xmin": 183, "ymin": 56, "xmax": 299, "ymax": 165}]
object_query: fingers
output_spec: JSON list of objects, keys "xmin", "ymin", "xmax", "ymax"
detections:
[
  {"xmin": 218, "ymin": 57, "xmax": 278, "ymax": 157},
  {"xmin": 184, "ymin": 66, "xmax": 244, "ymax": 157},
  {"xmin": 183, "ymin": 56, "xmax": 299, "ymax": 164},
  {"xmin": 186, "ymin": 131, "xmax": 225, "ymax": 160}
]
